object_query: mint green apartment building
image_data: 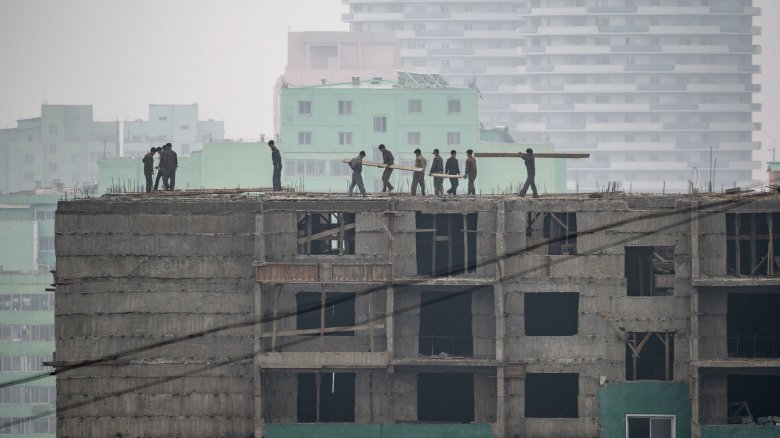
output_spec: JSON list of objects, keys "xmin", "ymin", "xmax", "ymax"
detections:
[{"xmin": 0, "ymin": 189, "xmax": 59, "ymax": 436}]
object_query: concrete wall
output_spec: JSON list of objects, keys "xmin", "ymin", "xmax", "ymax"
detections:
[{"xmin": 53, "ymin": 194, "xmax": 780, "ymax": 437}]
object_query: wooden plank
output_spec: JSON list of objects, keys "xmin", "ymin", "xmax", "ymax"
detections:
[
  {"xmin": 259, "ymin": 323, "xmax": 385, "ymax": 337},
  {"xmin": 474, "ymin": 152, "xmax": 590, "ymax": 159},
  {"xmin": 297, "ymin": 223, "xmax": 357, "ymax": 244},
  {"xmin": 342, "ymin": 158, "xmax": 422, "ymax": 172},
  {"xmin": 430, "ymin": 173, "xmax": 464, "ymax": 179}
]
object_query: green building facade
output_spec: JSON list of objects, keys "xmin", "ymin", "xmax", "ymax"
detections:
[{"xmin": 0, "ymin": 189, "xmax": 59, "ymax": 436}]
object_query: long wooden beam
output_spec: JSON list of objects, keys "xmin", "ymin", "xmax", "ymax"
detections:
[
  {"xmin": 430, "ymin": 173, "xmax": 463, "ymax": 179},
  {"xmin": 297, "ymin": 223, "xmax": 357, "ymax": 244},
  {"xmin": 474, "ymin": 152, "xmax": 590, "ymax": 159},
  {"xmin": 341, "ymin": 158, "xmax": 422, "ymax": 172}
]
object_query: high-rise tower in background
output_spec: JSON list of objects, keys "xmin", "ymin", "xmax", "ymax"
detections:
[{"xmin": 342, "ymin": 0, "xmax": 761, "ymax": 192}]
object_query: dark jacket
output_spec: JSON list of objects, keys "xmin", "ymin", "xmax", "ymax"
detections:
[
  {"xmin": 430, "ymin": 155, "xmax": 443, "ymax": 174},
  {"xmin": 522, "ymin": 155, "xmax": 535, "ymax": 176},
  {"xmin": 465, "ymin": 156, "xmax": 477, "ymax": 179},
  {"xmin": 381, "ymin": 149, "xmax": 394, "ymax": 166},
  {"xmin": 445, "ymin": 157, "xmax": 460, "ymax": 175},
  {"xmin": 349, "ymin": 156, "xmax": 363, "ymax": 173},
  {"xmin": 160, "ymin": 149, "xmax": 178, "ymax": 170},
  {"xmin": 142, "ymin": 152, "xmax": 154, "ymax": 175},
  {"xmin": 271, "ymin": 147, "xmax": 282, "ymax": 169}
]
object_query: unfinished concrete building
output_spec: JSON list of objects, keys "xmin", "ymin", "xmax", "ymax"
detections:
[{"xmin": 51, "ymin": 193, "xmax": 780, "ymax": 438}]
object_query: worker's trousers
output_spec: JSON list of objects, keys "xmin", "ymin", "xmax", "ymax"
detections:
[
  {"xmin": 519, "ymin": 175, "xmax": 538, "ymax": 197},
  {"xmin": 349, "ymin": 172, "xmax": 366, "ymax": 196}
]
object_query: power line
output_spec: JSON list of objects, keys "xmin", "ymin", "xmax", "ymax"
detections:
[{"xmin": 0, "ymin": 190, "xmax": 771, "ymax": 429}]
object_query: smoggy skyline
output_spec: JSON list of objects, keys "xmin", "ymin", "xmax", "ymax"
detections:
[{"xmin": 1, "ymin": 0, "xmax": 778, "ymax": 177}]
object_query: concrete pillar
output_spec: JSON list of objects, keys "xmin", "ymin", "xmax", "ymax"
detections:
[{"xmin": 494, "ymin": 200, "xmax": 506, "ymax": 438}]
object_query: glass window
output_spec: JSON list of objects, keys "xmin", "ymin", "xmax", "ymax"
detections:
[
  {"xmin": 298, "ymin": 101, "xmax": 312, "ymax": 115},
  {"xmin": 338, "ymin": 100, "xmax": 352, "ymax": 115},
  {"xmin": 338, "ymin": 132, "xmax": 353, "ymax": 146},
  {"xmin": 298, "ymin": 132, "xmax": 312, "ymax": 145},
  {"xmin": 373, "ymin": 116, "xmax": 387, "ymax": 132},
  {"xmin": 407, "ymin": 132, "xmax": 421, "ymax": 145},
  {"xmin": 448, "ymin": 99, "xmax": 461, "ymax": 113},
  {"xmin": 447, "ymin": 132, "xmax": 461, "ymax": 146},
  {"xmin": 408, "ymin": 99, "xmax": 422, "ymax": 113},
  {"xmin": 627, "ymin": 415, "xmax": 674, "ymax": 438}
]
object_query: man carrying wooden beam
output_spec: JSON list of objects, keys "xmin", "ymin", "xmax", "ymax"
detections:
[
  {"xmin": 348, "ymin": 151, "xmax": 367, "ymax": 197},
  {"xmin": 445, "ymin": 150, "xmax": 460, "ymax": 195},
  {"xmin": 464, "ymin": 149, "xmax": 477, "ymax": 196},
  {"xmin": 411, "ymin": 148, "xmax": 427, "ymax": 196},
  {"xmin": 519, "ymin": 148, "xmax": 538, "ymax": 198},
  {"xmin": 378, "ymin": 144, "xmax": 394, "ymax": 193},
  {"xmin": 429, "ymin": 148, "xmax": 444, "ymax": 196}
]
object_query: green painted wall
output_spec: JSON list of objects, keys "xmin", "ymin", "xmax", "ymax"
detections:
[
  {"xmin": 0, "ymin": 220, "xmax": 34, "ymax": 271},
  {"xmin": 599, "ymin": 381, "xmax": 691, "ymax": 438},
  {"xmin": 701, "ymin": 426, "xmax": 780, "ymax": 438},
  {"xmin": 265, "ymin": 423, "xmax": 491, "ymax": 438}
]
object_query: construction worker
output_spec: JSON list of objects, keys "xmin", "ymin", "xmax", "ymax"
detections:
[
  {"xmin": 378, "ymin": 144, "xmax": 394, "ymax": 192},
  {"xmin": 429, "ymin": 148, "xmax": 444, "ymax": 196},
  {"xmin": 445, "ymin": 150, "xmax": 460, "ymax": 195},
  {"xmin": 411, "ymin": 148, "xmax": 427, "ymax": 196},
  {"xmin": 269, "ymin": 140, "xmax": 282, "ymax": 191},
  {"xmin": 348, "ymin": 151, "xmax": 367, "ymax": 197},
  {"xmin": 142, "ymin": 147, "xmax": 155, "ymax": 193},
  {"xmin": 153, "ymin": 147, "xmax": 164, "ymax": 190},
  {"xmin": 161, "ymin": 143, "xmax": 178, "ymax": 191},
  {"xmin": 464, "ymin": 149, "xmax": 477, "ymax": 196},
  {"xmin": 519, "ymin": 148, "xmax": 538, "ymax": 198}
]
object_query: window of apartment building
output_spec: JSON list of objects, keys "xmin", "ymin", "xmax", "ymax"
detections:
[
  {"xmin": 728, "ymin": 375, "xmax": 780, "ymax": 422},
  {"xmin": 0, "ymin": 294, "xmax": 55, "ymax": 311},
  {"xmin": 0, "ymin": 324, "xmax": 55, "ymax": 341},
  {"xmin": 407, "ymin": 132, "xmax": 421, "ymax": 146},
  {"xmin": 419, "ymin": 289, "xmax": 473, "ymax": 357},
  {"xmin": 158, "ymin": 116, "xmax": 167, "ymax": 121},
  {"xmin": 298, "ymin": 132, "xmax": 312, "ymax": 145},
  {"xmin": 726, "ymin": 213, "xmax": 780, "ymax": 277},
  {"xmin": 180, "ymin": 125, "xmax": 189, "ymax": 130},
  {"xmin": 525, "ymin": 373, "xmax": 579, "ymax": 418},
  {"xmin": 625, "ymin": 247, "xmax": 674, "ymax": 296},
  {"xmin": 0, "ymin": 416, "xmax": 56, "ymax": 434},
  {"xmin": 627, "ymin": 415, "xmax": 675, "ymax": 438},
  {"xmin": 728, "ymin": 293, "xmax": 780, "ymax": 358},
  {"xmin": 296, "ymin": 292, "xmax": 356, "ymax": 336},
  {"xmin": 524, "ymin": 293, "xmax": 579, "ymax": 336},
  {"xmin": 415, "ymin": 212, "xmax": 477, "ymax": 276},
  {"xmin": 24, "ymin": 154, "xmax": 33, "ymax": 164},
  {"xmin": 35, "ymin": 211, "xmax": 54, "ymax": 221},
  {"xmin": 38, "ymin": 236, "xmax": 55, "ymax": 251},
  {"xmin": 625, "ymin": 332, "xmax": 674, "ymax": 381},
  {"xmin": 48, "ymin": 144, "xmax": 56, "ymax": 153},
  {"xmin": 297, "ymin": 372, "xmax": 355, "ymax": 422},
  {"xmin": 298, "ymin": 101, "xmax": 312, "ymax": 115},
  {"xmin": 526, "ymin": 212, "xmax": 578, "ymax": 255},
  {"xmin": 285, "ymin": 159, "xmax": 324, "ymax": 177},
  {"xmin": 408, "ymin": 99, "xmax": 422, "ymax": 113},
  {"xmin": 0, "ymin": 356, "xmax": 52, "ymax": 372},
  {"xmin": 447, "ymin": 132, "xmax": 461, "ymax": 146},
  {"xmin": 338, "ymin": 132, "xmax": 353, "ymax": 146},
  {"xmin": 373, "ymin": 116, "xmax": 387, "ymax": 132},
  {"xmin": 0, "ymin": 386, "xmax": 56, "ymax": 404},
  {"xmin": 48, "ymin": 124, "xmax": 57, "ymax": 135},
  {"xmin": 330, "ymin": 160, "xmax": 352, "ymax": 177},
  {"xmin": 338, "ymin": 100, "xmax": 352, "ymax": 115},
  {"xmin": 297, "ymin": 212, "xmax": 356, "ymax": 255},
  {"xmin": 448, "ymin": 99, "xmax": 461, "ymax": 113},
  {"xmin": 418, "ymin": 373, "xmax": 474, "ymax": 422}
]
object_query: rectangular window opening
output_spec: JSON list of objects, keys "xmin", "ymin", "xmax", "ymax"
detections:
[
  {"xmin": 297, "ymin": 212, "xmax": 356, "ymax": 255},
  {"xmin": 417, "ymin": 373, "xmax": 474, "ymax": 422},
  {"xmin": 296, "ymin": 292, "xmax": 356, "ymax": 336},
  {"xmin": 728, "ymin": 293, "xmax": 780, "ymax": 358},
  {"xmin": 625, "ymin": 332, "xmax": 675, "ymax": 381},
  {"xmin": 525, "ymin": 292, "xmax": 579, "ymax": 336},
  {"xmin": 408, "ymin": 99, "xmax": 422, "ymax": 113},
  {"xmin": 726, "ymin": 213, "xmax": 780, "ymax": 277},
  {"xmin": 728, "ymin": 375, "xmax": 780, "ymax": 423},
  {"xmin": 627, "ymin": 415, "xmax": 675, "ymax": 438},
  {"xmin": 448, "ymin": 99, "xmax": 461, "ymax": 113},
  {"xmin": 297, "ymin": 372, "xmax": 355, "ymax": 422},
  {"xmin": 338, "ymin": 100, "xmax": 352, "ymax": 115},
  {"xmin": 415, "ymin": 212, "xmax": 477, "ymax": 276},
  {"xmin": 298, "ymin": 101, "xmax": 312, "ymax": 115},
  {"xmin": 525, "ymin": 373, "xmax": 579, "ymax": 418},
  {"xmin": 373, "ymin": 116, "xmax": 387, "ymax": 132},
  {"xmin": 625, "ymin": 246, "xmax": 675, "ymax": 296},
  {"xmin": 526, "ymin": 212, "xmax": 578, "ymax": 255},
  {"xmin": 419, "ymin": 288, "xmax": 473, "ymax": 357}
]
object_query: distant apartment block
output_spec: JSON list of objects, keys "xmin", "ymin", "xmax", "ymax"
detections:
[
  {"xmin": 274, "ymin": 31, "xmax": 400, "ymax": 135},
  {"xmin": 0, "ymin": 105, "xmax": 119, "ymax": 194},
  {"xmin": 342, "ymin": 0, "xmax": 762, "ymax": 192},
  {"xmin": 123, "ymin": 104, "xmax": 224, "ymax": 158}
]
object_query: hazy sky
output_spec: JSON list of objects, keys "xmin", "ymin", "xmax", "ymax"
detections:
[{"xmin": 1, "ymin": 0, "xmax": 778, "ymax": 173}]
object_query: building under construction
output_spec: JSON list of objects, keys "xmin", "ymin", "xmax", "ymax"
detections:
[{"xmin": 51, "ymin": 192, "xmax": 780, "ymax": 438}]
